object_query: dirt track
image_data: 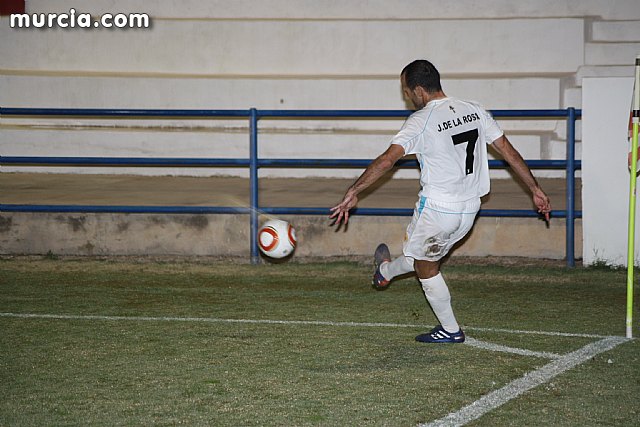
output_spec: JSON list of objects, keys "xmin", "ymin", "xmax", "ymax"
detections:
[{"xmin": 0, "ymin": 173, "xmax": 578, "ymax": 211}]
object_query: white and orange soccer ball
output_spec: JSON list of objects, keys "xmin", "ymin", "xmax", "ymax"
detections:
[{"xmin": 258, "ymin": 219, "xmax": 297, "ymax": 259}]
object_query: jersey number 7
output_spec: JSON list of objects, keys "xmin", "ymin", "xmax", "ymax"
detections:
[{"xmin": 451, "ymin": 129, "xmax": 479, "ymax": 175}]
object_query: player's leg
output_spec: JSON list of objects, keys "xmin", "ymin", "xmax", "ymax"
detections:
[
  {"xmin": 406, "ymin": 198, "xmax": 480, "ymax": 343},
  {"xmin": 372, "ymin": 197, "xmax": 427, "ymax": 290},
  {"xmin": 414, "ymin": 258, "xmax": 464, "ymax": 342},
  {"xmin": 380, "ymin": 255, "xmax": 414, "ymax": 280},
  {"xmin": 373, "ymin": 251, "xmax": 414, "ymax": 290}
]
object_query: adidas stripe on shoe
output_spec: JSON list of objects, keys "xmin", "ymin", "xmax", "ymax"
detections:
[{"xmin": 415, "ymin": 325, "xmax": 465, "ymax": 344}]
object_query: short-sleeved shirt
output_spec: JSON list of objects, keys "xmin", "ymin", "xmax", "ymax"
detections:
[{"xmin": 391, "ymin": 97, "xmax": 503, "ymax": 203}]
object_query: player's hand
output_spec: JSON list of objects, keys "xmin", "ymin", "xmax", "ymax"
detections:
[
  {"xmin": 330, "ymin": 191, "xmax": 358, "ymax": 226},
  {"xmin": 532, "ymin": 187, "xmax": 551, "ymax": 223}
]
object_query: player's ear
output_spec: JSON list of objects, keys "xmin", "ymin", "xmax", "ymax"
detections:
[{"xmin": 414, "ymin": 86, "xmax": 428, "ymax": 104}]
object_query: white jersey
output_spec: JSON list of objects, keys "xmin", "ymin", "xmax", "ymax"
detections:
[{"xmin": 391, "ymin": 97, "xmax": 503, "ymax": 203}]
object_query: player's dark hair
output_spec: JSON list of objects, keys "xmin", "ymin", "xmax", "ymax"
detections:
[{"xmin": 401, "ymin": 60, "xmax": 442, "ymax": 93}]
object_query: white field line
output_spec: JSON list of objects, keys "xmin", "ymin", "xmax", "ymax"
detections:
[
  {"xmin": 0, "ymin": 312, "xmax": 442, "ymax": 328},
  {"xmin": 465, "ymin": 326, "xmax": 606, "ymax": 339},
  {"xmin": 420, "ymin": 336, "xmax": 629, "ymax": 427},
  {"xmin": 464, "ymin": 338, "xmax": 561, "ymax": 359},
  {"xmin": 1, "ymin": 312, "xmax": 627, "ymax": 426},
  {"xmin": 0, "ymin": 312, "xmax": 612, "ymax": 339}
]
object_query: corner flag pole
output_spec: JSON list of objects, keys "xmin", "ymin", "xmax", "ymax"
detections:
[{"xmin": 627, "ymin": 55, "xmax": 640, "ymax": 339}]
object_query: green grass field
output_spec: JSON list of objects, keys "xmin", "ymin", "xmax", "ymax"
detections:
[{"xmin": 1, "ymin": 257, "xmax": 638, "ymax": 426}]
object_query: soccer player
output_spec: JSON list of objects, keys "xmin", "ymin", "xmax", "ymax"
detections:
[{"xmin": 330, "ymin": 59, "xmax": 551, "ymax": 344}]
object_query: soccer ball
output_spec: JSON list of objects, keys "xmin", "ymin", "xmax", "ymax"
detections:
[{"xmin": 258, "ymin": 219, "xmax": 297, "ymax": 259}]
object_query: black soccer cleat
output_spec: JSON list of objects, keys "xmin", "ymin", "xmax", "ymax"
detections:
[
  {"xmin": 415, "ymin": 325, "xmax": 465, "ymax": 344},
  {"xmin": 372, "ymin": 243, "xmax": 391, "ymax": 290}
]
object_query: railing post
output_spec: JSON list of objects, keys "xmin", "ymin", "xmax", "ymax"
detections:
[
  {"xmin": 566, "ymin": 107, "xmax": 576, "ymax": 267},
  {"xmin": 249, "ymin": 108, "xmax": 260, "ymax": 264}
]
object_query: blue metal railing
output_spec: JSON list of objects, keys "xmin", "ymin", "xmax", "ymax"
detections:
[{"xmin": 0, "ymin": 107, "xmax": 582, "ymax": 266}]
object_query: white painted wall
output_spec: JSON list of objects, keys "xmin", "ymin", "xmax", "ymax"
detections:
[
  {"xmin": 582, "ymin": 77, "xmax": 636, "ymax": 266},
  {"xmin": 0, "ymin": 19, "xmax": 585, "ymax": 75},
  {"xmin": 0, "ymin": 0, "xmax": 639, "ymax": 178}
]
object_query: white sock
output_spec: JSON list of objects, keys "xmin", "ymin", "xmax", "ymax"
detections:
[
  {"xmin": 380, "ymin": 256, "xmax": 414, "ymax": 281},
  {"xmin": 419, "ymin": 273, "xmax": 460, "ymax": 333}
]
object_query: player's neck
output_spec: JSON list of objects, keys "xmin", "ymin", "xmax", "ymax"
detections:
[
  {"xmin": 426, "ymin": 91, "xmax": 447, "ymax": 103},
  {"xmin": 414, "ymin": 89, "xmax": 447, "ymax": 110}
]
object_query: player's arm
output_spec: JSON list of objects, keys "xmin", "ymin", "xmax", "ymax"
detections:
[
  {"xmin": 330, "ymin": 144, "xmax": 405, "ymax": 225},
  {"xmin": 491, "ymin": 134, "xmax": 551, "ymax": 222}
]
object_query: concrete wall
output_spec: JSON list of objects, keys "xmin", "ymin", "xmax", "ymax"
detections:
[
  {"xmin": 0, "ymin": 212, "xmax": 576, "ymax": 260},
  {"xmin": 1, "ymin": 0, "xmax": 639, "ymax": 179},
  {"xmin": 582, "ymin": 77, "xmax": 636, "ymax": 266}
]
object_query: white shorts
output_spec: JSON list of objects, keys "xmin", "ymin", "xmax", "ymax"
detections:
[{"xmin": 403, "ymin": 197, "xmax": 481, "ymax": 261}]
